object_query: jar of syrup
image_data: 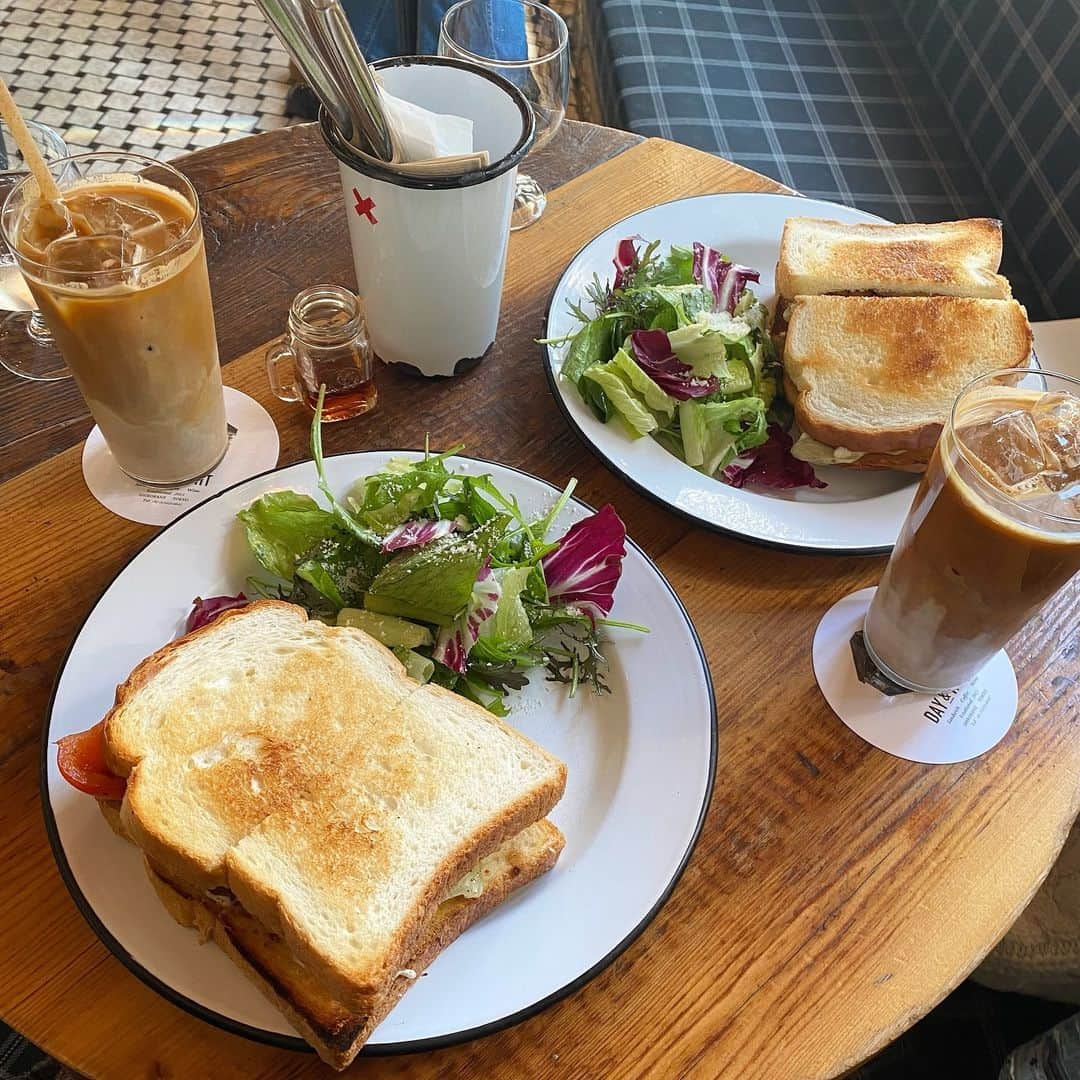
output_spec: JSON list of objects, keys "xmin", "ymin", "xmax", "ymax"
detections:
[{"xmin": 266, "ymin": 284, "xmax": 377, "ymax": 421}]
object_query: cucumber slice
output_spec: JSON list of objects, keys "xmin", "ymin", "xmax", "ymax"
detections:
[
  {"xmin": 336, "ymin": 607, "xmax": 434, "ymax": 648},
  {"xmin": 361, "ymin": 592, "xmax": 448, "ymax": 627},
  {"xmin": 393, "ymin": 647, "xmax": 435, "ymax": 684}
]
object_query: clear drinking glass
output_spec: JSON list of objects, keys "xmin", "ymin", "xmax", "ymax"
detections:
[
  {"xmin": 0, "ymin": 119, "xmax": 71, "ymax": 381},
  {"xmin": 438, "ymin": 0, "xmax": 569, "ymax": 230},
  {"xmin": 266, "ymin": 284, "xmax": 377, "ymax": 422},
  {"xmin": 863, "ymin": 368, "xmax": 1080, "ymax": 692},
  {"xmin": 1, "ymin": 151, "xmax": 228, "ymax": 484}
]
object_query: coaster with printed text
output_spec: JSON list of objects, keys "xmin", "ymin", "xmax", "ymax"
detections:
[
  {"xmin": 81, "ymin": 387, "xmax": 280, "ymax": 526},
  {"xmin": 812, "ymin": 587, "xmax": 1017, "ymax": 764}
]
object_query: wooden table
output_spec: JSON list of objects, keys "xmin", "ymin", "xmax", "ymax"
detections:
[{"xmin": 1, "ymin": 120, "xmax": 1077, "ymax": 1080}]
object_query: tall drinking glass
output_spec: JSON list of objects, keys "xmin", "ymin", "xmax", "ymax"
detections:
[
  {"xmin": 863, "ymin": 369, "xmax": 1080, "ymax": 692},
  {"xmin": 1, "ymin": 152, "xmax": 228, "ymax": 484},
  {"xmin": 438, "ymin": 0, "xmax": 569, "ymax": 230},
  {"xmin": 0, "ymin": 119, "xmax": 71, "ymax": 381}
]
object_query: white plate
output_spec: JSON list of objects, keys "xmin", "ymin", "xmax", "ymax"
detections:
[
  {"xmin": 43, "ymin": 452, "xmax": 715, "ymax": 1055},
  {"xmin": 543, "ymin": 192, "xmax": 917, "ymax": 554}
]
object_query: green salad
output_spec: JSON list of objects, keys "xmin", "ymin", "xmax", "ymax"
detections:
[
  {"xmin": 554, "ymin": 236, "xmax": 821, "ymax": 490},
  {"xmin": 189, "ymin": 392, "xmax": 641, "ymax": 716}
]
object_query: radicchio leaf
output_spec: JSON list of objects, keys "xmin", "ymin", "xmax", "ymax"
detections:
[
  {"xmin": 691, "ymin": 241, "xmax": 760, "ymax": 314},
  {"xmin": 629, "ymin": 329, "xmax": 718, "ymax": 400},
  {"xmin": 720, "ymin": 263, "xmax": 760, "ymax": 314},
  {"xmin": 722, "ymin": 424, "xmax": 826, "ymax": 490},
  {"xmin": 381, "ymin": 518, "xmax": 457, "ymax": 553},
  {"xmin": 185, "ymin": 592, "xmax": 249, "ymax": 634},
  {"xmin": 542, "ymin": 504, "xmax": 627, "ymax": 621},
  {"xmin": 612, "ymin": 236, "xmax": 641, "ymax": 290},
  {"xmin": 432, "ymin": 563, "xmax": 501, "ymax": 675}
]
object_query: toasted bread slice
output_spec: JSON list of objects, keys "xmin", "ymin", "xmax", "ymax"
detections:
[
  {"xmin": 104, "ymin": 600, "xmax": 418, "ymax": 894},
  {"xmin": 146, "ymin": 819, "xmax": 565, "ymax": 1070},
  {"xmin": 776, "ymin": 217, "xmax": 1010, "ymax": 301},
  {"xmin": 784, "ymin": 296, "xmax": 1032, "ymax": 454},
  {"xmin": 103, "ymin": 600, "xmax": 566, "ymax": 1013}
]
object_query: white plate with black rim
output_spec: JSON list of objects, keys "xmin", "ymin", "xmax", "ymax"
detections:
[
  {"xmin": 42, "ymin": 451, "xmax": 715, "ymax": 1056},
  {"xmin": 543, "ymin": 192, "xmax": 918, "ymax": 555}
]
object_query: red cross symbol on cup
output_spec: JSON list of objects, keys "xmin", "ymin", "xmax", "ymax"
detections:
[{"xmin": 352, "ymin": 187, "xmax": 377, "ymax": 225}]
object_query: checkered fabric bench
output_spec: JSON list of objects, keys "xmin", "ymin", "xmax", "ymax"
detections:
[
  {"xmin": 584, "ymin": 0, "xmax": 1078, "ymax": 320},
  {"xmin": 0, "ymin": 1023, "xmax": 70, "ymax": 1080}
]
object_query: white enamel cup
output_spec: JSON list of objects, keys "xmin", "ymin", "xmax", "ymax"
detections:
[{"xmin": 321, "ymin": 57, "xmax": 535, "ymax": 377}]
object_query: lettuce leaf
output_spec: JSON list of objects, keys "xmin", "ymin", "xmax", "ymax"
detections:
[
  {"xmin": 295, "ymin": 533, "xmax": 387, "ymax": 609},
  {"xmin": 580, "ymin": 366, "xmax": 658, "ymax": 436},
  {"xmin": 364, "ymin": 515, "xmax": 509, "ymax": 623},
  {"xmin": 650, "ymin": 283, "xmax": 715, "ymax": 328},
  {"xmin": 679, "ymin": 397, "xmax": 769, "ymax": 475},
  {"xmin": 584, "ymin": 346, "xmax": 675, "ymax": 425},
  {"xmin": 476, "ymin": 566, "xmax": 534, "ymax": 656},
  {"xmin": 237, "ymin": 492, "xmax": 340, "ymax": 581},
  {"xmin": 432, "ymin": 563, "xmax": 502, "ymax": 674}
]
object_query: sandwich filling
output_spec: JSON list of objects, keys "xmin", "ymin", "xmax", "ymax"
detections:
[{"xmin": 140, "ymin": 817, "xmax": 564, "ymax": 1067}]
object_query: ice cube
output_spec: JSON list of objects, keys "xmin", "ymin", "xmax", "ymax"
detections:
[
  {"xmin": 44, "ymin": 234, "xmax": 133, "ymax": 283},
  {"xmin": 65, "ymin": 192, "xmax": 162, "ymax": 238},
  {"xmin": 16, "ymin": 198, "xmax": 73, "ymax": 259},
  {"xmin": 1034, "ymin": 393, "xmax": 1080, "ymax": 502},
  {"xmin": 130, "ymin": 217, "xmax": 187, "ymax": 262},
  {"xmin": 1033, "ymin": 392, "xmax": 1080, "ymax": 472},
  {"xmin": 957, "ymin": 409, "xmax": 1047, "ymax": 490}
]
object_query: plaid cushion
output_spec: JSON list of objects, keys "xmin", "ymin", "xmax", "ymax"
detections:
[
  {"xmin": 0, "ymin": 1023, "xmax": 67, "ymax": 1080},
  {"xmin": 585, "ymin": 0, "xmax": 1071, "ymax": 319},
  {"xmin": 894, "ymin": 0, "xmax": 1079, "ymax": 321}
]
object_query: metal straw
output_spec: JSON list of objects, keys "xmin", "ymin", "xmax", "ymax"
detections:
[
  {"xmin": 303, "ymin": 0, "xmax": 396, "ymax": 162},
  {"xmin": 251, "ymin": 0, "xmax": 358, "ymax": 144}
]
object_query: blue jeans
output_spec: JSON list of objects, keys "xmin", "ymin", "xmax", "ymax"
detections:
[{"xmin": 341, "ymin": 0, "xmax": 526, "ymax": 60}]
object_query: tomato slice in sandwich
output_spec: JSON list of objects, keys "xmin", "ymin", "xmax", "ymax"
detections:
[{"xmin": 56, "ymin": 721, "xmax": 126, "ymax": 801}]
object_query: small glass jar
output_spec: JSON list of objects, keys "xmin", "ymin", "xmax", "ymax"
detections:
[{"xmin": 266, "ymin": 284, "xmax": 377, "ymax": 422}]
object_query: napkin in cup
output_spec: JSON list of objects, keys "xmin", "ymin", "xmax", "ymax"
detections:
[{"xmin": 375, "ymin": 85, "xmax": 490, "ymax": 177}]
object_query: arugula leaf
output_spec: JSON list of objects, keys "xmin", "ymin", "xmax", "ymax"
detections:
[
  {"xmin": 579, "ymin": 374, "xmax": 612, "ymax": 423},
  {"xmin": 309, "ymin": 387, "xmax": 382, "ymax": 546},
  {"xmin": 652, "ymin": 243, "xmax": 695, "ymax": 285},
  {"xmin": 296, "ymin": 533, "xmax": 388, "ymax": 609},
  {"xmin": 430, "ymin": 664, "xmax": 512, "ymax": 717},
  {"xmin": 531, "ymin": 478, "xmax": 577, "ymax": 545},
  {"xmin": 237, "ymin": 492, "xmax": 340, "ymax": 581},
  {"xmin": 561, "ymin": 316, "xmax": 611, "ymax": 385},
  {"xmin": 295, "ymin": 560, "xmax": 345, "ymax": 609},
  {"xmin": 349, "ymin": 452, "xmax": 460, "ymax": 533}
]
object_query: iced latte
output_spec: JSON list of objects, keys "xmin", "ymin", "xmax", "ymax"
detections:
[
  {"xmin": 1, "ymin": 153, "xmax": 226, "ymax": 484},
  {"xmin": 864, "ymin": 370, "xmax": 1080, "ymax": 692}
]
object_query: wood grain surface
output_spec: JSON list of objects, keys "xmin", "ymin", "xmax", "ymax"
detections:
[
  {"xmin": 0, "ymin": 119, "xmax": 639, "ymax": 485},
  {"xmin": 0, "ymin": 132, "xmax": 1078, "ymax": 1080}
]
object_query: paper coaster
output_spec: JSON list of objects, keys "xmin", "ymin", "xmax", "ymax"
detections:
[
  {"xmin": 81, "ymin": 387, "xmax": 279, "ymax": 526},
  {"xmin": 812, "ymin": 587, "xmax": 1017, "ymax": 764}
]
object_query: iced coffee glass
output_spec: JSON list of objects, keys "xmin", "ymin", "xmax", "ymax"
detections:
[
  {"xmin": 864, "ymin": 369, "xmax": 1080, "ymax": 692},
  {"xmin": 0, "ymin": 152, "xmax": 227, "ymax": 484}
]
